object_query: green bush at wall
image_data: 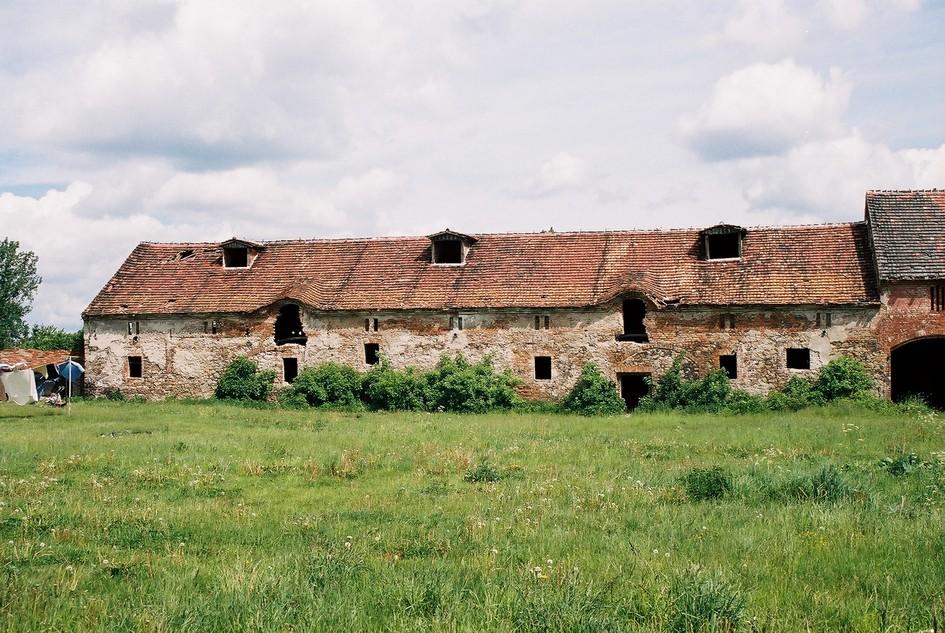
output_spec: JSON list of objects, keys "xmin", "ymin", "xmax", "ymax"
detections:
[
  {"xmin": 214, "ymin": 357, "xmax": 276, "ymax": 402},
  {"xmin": 560, "ymin": 363, "xmax": 626, "ymax": 416}
]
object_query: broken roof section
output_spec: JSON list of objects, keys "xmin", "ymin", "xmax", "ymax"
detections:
[
  {"xmin": 866, "ymin": 190, "xmax": 945, "ymax": 281},
  {"xmin": 83, "ymin": 221, "xmax": 879, "ymax": 317}
]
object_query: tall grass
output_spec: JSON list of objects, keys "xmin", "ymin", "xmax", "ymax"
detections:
[{"xmin": 0, "ymin": 400, "xmax": 942, "ymax": 631}]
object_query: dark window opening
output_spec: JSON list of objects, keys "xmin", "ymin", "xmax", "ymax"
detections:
[
  {"xmin": 128, "ymin": 356, "xmax": 143, "ymax": 379},
  {"xmin": 127, "ymin": 321, "xmax": 140, "ymax": 336},
  {"xmin": 432, "ymin": 240, "xmax": 463, "ymax": 264},
  {"xmin": 364, "ymin": 318, "xmax": 370, "ymax": 332},
  {"xmin": 706, "ymin": 233, "xmax": 741, "ymax": 260},
  {"xmin": 450, "ymin": 316, "xmax": 464, "ymax": 331},
  {"xmin": 719, "ymin": 314, "xmax": 735, "ymax": 330},
  {"xmin": 534, "ymin": 315, "xmax": 540, "ymax": 330},
  {"xmin": 274, "ymin": 304, "xmax": 307, "ymax": 345},
  {"xmin": 892, "ymin": 338, "xmax": 945, "ymax": 409},
  {"xmin": 534, "ymin": 356, "xmax": 552, "ymax": 380},
  {"xmin": 223, "ymin": 247, "xmax": 249, "ymax": 268},
  {"xmin": 364, "ymin": 343, "xmax": 380, "ymax": 365},
  {"xmin": 543, "ymin": 316, "xmax": 550, "ymax": 330},
  {"xmin": 211, "ymin": 321, "xmax": 218, "ymax": 335},
  {"xmin": 618, "ymin": 299, "xmax": 649, "ymax": 342},
  {"xmin": 932, "ymin": 286, "xmax": 945, "ymax": 312},
  {"xmin": 619, "ymin": 373, "xmax": 650, "ymax": 411},
  {"xmin": 373, "ymin": 318, "xmax": 379, "ymax": 332},
  {"xmin": 719, "ymin": 354, "xmax": 737, "ymax": 379},
  {"xmin": 283, "ymin": 358, "xmax": 299, "ymax": 384},
  {"xmin": 786, "ymin": 348, "xmax": 811, "ymax": 370}
]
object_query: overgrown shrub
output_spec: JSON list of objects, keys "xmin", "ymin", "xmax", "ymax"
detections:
[
  {"xmin": 276, "ymin": 387, "xmax": 309, "ymax": 410},
  {"xmin": 287, "ymin": 362, "xmax": 362, "ymax": 408},
  {"xmin": 424, "ymin": 354, "xmax": 519, "ymax": 413},
  {"xmin": 668, "ymin": 570, "xmax": 744, "ymax": 633},
  {"xmin": 724, "ymin": 389, "xmax": 766, "ymax": 414},
  {"xmin": 680, "ymin": 467, "xmax": 733, "ymax": 501},
  {"xmin": 815, "ymin": 356, "xmax": 873, "ymax": 400},
  {"xmin": 214, "ymin": 357, "xmax": 276, "ymax": 402},
  {"xmin": 560, "ymin": 363, "xmax": 626, "ymax": 416},
  {"xmin": 638, "ymin": 355, "xmax": 731, "ymax": 412},
  {"xmin": 361, "ymin": 360, "xmax": 428, "ymax": 411},
  {"xmin": 765, "ymin": 376, "xmax": 824, "ymax": 411}
]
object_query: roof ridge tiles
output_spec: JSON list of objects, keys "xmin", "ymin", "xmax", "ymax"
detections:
[{"xmin": 137, "ymin": 220, "xmax": 867, "ymax": 248}]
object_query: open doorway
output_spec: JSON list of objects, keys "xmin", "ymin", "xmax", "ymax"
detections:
[
  {"xmin": 891, "ymin": 338, "xmax": 945, "ymax": 409},
  {"xmin": 618, "ymin": 373, "xmax": 650, "ymax": 411}
]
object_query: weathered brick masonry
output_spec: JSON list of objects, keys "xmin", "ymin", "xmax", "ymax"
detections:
[{"xmin": 83, "ymin": 190, "xmax": 945, "ymax": 407}]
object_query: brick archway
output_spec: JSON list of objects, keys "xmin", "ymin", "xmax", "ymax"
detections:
[{"xmin": 891, "ymin": 337, "xmax": 945, "ymax": 409}]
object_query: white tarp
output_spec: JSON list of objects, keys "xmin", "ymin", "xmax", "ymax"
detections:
[{"xmin": 0, "ymin": 367, "xmax": 38, "ymax": 405}]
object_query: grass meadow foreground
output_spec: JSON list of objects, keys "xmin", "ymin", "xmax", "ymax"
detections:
[{"xmin": 0, "ymin": 401, "xmax": 943, "ymax": 632}]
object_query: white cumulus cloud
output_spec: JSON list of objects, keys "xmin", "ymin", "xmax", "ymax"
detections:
[{"xmin": 680, "ymin": 60, "xmax": 852, "ymax": 160}]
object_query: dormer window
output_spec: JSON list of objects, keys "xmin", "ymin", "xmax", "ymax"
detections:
[
  {"xmin": 223, "ymin": 247, "xmax": 248, "ymax": 268},
  {"xmin": 702, "ymin": 224, "xmax": 745, "ymax": 260},
  {"xmin": 428, "ymin": 229, "xmax": 477, "ymax": 265},
  {"xmin": 220, "ymin": 238, "xmax": 264, "ymax": 269}
]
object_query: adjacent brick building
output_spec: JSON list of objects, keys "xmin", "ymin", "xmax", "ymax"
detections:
[{"xmin": 82, "ymin": 190, "xmax": 945, "ymax": 408}]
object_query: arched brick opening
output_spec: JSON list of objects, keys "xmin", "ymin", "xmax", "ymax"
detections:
[{"xmin": 891, "ymin": 337, "xmax": 945, "ymax": 409}]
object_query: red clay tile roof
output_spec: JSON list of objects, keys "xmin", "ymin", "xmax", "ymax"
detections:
[
  {"xmin": 83, "ymin": 223, "xmax": 879, "ymax": 317},
  {"xmin": 0, "ymin": 349, "xmax": 72, "ymax": 369},
  {"xmin": 866, "ymin": 190, "xmax": 945, "ymax": 281}
]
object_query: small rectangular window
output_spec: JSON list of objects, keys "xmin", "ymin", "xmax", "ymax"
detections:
[
  {"xmin": 364, "ymin": 318, "xmax": 370, "ymax": 331},
  {"xmin": 373, "ymin": 318, "xmax": 379, "ymax": 332},
  {"xmin": 211, "ymin": 321, "xmax": 218, "ymax": 335},
  {"xmin": 364, "ymin": 343, "xmax": 380, "ymax": 365},
  {"xmin": 450, "ymin": 316, "xmax": 463, "ymax": 331},
  {"xmin": 283, "ymin": 358, "xmax": 298, "ymax": 384},
  {"xmin": 534, "ymin": 356, "xmax": 552, "ymax": 380},
  {"xmin": 128, "ymin": 356, "xmax": 143, "ymax": 378},
  {"xmin": 543, "ymin": 316, "xmax": 550, "ymax": 329},
  {"xmin": 127, "ymin": 321, "xmax": 140, "ymax": 336},
  {"xmin": 718, "ymin": 314, "xmax": 735, "ymax": 330},
  {"xmin": 719, "ymin": 354, "xmax": 737, "ymax": 379},
  {"xmin": 786, "ymin": 348, "xmax": 811, "ymax": 370},
  {"xmin": 932, "ymin": 286, "xmax": 945, "ymax": 312},
  {"xmin": 534, "ymin": 315, "xmax": 540, "ymax": 330}
]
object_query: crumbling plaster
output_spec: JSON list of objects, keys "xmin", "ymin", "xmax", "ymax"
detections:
[{"xmin": 84, "ymin": 297, "xmax": 892, "ymax": 401}]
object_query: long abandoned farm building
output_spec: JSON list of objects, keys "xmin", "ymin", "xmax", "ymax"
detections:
[{"xmin": 82, "ymin": 189, "xmax": 945, "ymax": 408}]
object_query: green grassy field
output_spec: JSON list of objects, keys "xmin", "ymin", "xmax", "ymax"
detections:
[{"xmin": 0, "ymin": 401, "xmax": 943, "ymax": 632}]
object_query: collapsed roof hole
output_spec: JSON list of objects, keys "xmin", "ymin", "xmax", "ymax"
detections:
[
  {"xmin": 174, "ymin": 249, "xmax": 195, "ymax": 261},
  {"xmin": 620, "ymin": 299, "xmax": 649, "ymax": 342},
  {"xmin": 274, "ymin": 304, "xmax": 307, "ymax": 345}
]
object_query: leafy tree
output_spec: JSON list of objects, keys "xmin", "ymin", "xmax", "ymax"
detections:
[
  {"xmin": 20, "ymin": 325, "xmax": 83, "ymax": 351},
  {"xmin": 0, "ymin": 238, "xmax": 41, "ymax": 349}
]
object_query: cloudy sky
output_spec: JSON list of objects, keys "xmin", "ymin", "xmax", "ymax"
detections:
[{"xmin": 1, "ymin": 0, "xmax": 942, "ymax": 329}]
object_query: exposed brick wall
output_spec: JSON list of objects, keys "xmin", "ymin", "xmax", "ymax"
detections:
[{"xmin": 85, "ymin": 298, "xmax": 906, "ymax": 401}]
